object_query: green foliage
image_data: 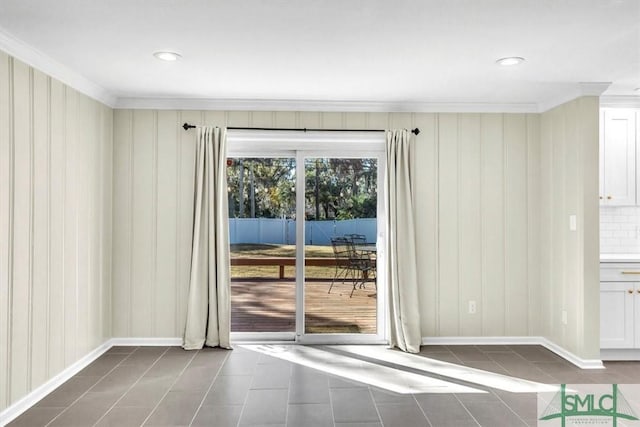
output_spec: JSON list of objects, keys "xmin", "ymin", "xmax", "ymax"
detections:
[{"xmin": 226, "ymin": 157, "xmax": 377, "ymax": 219}]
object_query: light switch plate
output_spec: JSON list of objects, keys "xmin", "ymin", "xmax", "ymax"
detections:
[{"xmin": 569, "ymin": 215, "xmax": 577, "ymax": 231}]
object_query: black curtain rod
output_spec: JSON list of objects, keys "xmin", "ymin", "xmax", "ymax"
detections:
[{"xmin": 182, "ymin": 123, "xmax": 420, "ymax": 135}]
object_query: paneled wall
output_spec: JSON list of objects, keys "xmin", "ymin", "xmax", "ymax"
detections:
[
  {"xmin": 0, "ymin": 51, "xmax": 113, "ymax": 412},
  {"xmin": 540, "ymin": 97, "xmax": 600, "ymax": 359},
  {"xmin": 112, "ymin": 110, "xmax": 542, "ymax": 339},
  {"xmin": 435, "ymin": 113, "xmax": 541, "ymax": 337}
]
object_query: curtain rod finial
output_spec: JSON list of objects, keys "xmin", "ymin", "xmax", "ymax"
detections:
[
  {"xmin": 183, "ymin": 123, "xmax": 196, "ymax": 131},
  {"xmin": 412, "ymin": 128, "xmax": 420, "ymax": 135}
]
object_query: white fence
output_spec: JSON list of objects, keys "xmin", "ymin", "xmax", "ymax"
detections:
[{"xmin": 228, "ymin": 218, "xmax": 376, "ymax": 245}]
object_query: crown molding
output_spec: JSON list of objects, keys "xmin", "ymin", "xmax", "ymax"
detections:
[
  {"xmin": 600, "ymin": 95, "xmax": 640, "ymax": 108},
  {"xmin": 0, "ymin": 27, "xmax": 116, "ymax": 107},
  {"xmin": 114, "ymin": 97, "xmax": 540, "ymax": 113},
  {"xmin": 536, "ymin": 82, "xmax": 612, "ymax": 113},
  {"xmin": 0, "ymin": 25, "xmax": 616, "ymax": 115},
  {"xmin": 578, "ymin": 82, "xmax": 612, "ymax": 96}
]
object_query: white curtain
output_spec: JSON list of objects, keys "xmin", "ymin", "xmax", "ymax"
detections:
[
  {"xmin": 183, "ymin": 127, "xmax": 231, "ymax": 350},
  {"xmin": 385, "ymin": 129, "xmax": 422, "ymax": 353}
]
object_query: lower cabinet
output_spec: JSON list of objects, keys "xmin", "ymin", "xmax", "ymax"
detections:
[{"xmin": 600, "ymin": 282, "xmax": 638, "ymax": 349}]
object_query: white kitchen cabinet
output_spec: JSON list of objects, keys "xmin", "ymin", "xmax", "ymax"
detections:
[
  {"xmin": 600, "ymin": 262, "xmax": 640, "ymax": 352},
  {"xmin": 600, "ymin": 282, "xmax": 635, "ymax": 348},
  {"xmin": 600, "ymin": 109, "xmax": 637, "ymax": 206}
]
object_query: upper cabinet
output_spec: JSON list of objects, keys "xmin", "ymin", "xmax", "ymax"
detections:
[{"xmin": 600, "ymin": 109, "xmax": 637, "ymax": 206}]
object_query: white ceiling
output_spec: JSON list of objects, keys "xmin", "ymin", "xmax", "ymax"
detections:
[{"xmin": 0, "ymin": 0, "xmax": 638, "ymax": 110}]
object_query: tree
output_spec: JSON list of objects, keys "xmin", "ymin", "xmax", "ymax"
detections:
[
  {"xmin": 227, "ymin": 158, "xmax": 296, "ymax": 218},
  {"xmin": 226, "ymin": 157, "xmax": 377, "ymax": 220}
]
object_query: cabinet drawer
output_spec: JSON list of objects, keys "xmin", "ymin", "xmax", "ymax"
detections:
[{"xmin": 601, "ymin": 265, "xmax": 640, "ymax": 281}]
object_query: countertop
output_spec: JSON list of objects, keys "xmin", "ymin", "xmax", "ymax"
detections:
[{"xmin": 600, "ymin": 253, "xmax": 640, "ymax": 263}]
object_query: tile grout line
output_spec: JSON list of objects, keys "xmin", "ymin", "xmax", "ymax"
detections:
[
  {"xmin": 327, "ymin": 376, "xmax": 336, "ymax": 427},
  {"xmin": 282, "ymin": 369, "xmax": 292, "ymax": 427},
  {"xmin": 366, "ymin": 386, "xmax": 385, "ymax": 427},
  {"xmin": 231, "ymin": 352, "xmax": 293, "ymax": 427},
  {"xmin": 186, "ymin": 349, "xmax": 233, "ymax": 426},
  {"xmin": 232, "ymin": 353, "xmax": 261, "ymax": 427},
  {"xmin": 490, "ymin": 347, "xmax": 550, "ymax": 381},
  {"xmin": 412, "ymin": 394, "xmax": 433, "ymax": 427},
  {"xmin": 239, "ymin": 353, "xmax": 294, "ymax": 426},
  {"xmin": 491, "ymin": 390, "xmax": 533, "ymax": 427},
  {"xmin": 138, "ymin": 349, "xmax": 200, "ymax": 427},
  {"xmin": 43, "ymin": 347, "xmax": 142, "ymax": 426},
  {"xmin": 90, "ymin": 346, "xmax": 172, "ymax": 427},
  {"xmin": 453, "ymin": 393, "xmax": 482, "ymax": 427},
  {"xmin": 285, "ymin": 364, "xmax": 294, "ymax": 427}
]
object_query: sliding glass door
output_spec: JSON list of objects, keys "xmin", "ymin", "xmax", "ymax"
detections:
[
  {"xmin": 227, "ymin": 157, "xmax": 297, "ymax": 335},
  {"xmin": 227, "ymin": 132, "xmax": 385, "ymax": 343},
  {"xmin": 303, "ymin": 157, "xmax": 378, "ymax": 335}
]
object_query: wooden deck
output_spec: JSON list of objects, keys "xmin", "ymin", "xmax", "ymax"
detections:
[{"xmin": 231, "ymin": 279, "xmax": 377, "ymax": 333}]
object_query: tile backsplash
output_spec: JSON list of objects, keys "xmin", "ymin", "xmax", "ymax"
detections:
[{"xmin": 601, "ymin": 206, "xmax": 640, "ymax": 253}]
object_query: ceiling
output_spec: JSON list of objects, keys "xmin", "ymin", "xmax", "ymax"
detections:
[{"xmin": 0, "ymin": 0, "xmax": 638, "ymax": 110}]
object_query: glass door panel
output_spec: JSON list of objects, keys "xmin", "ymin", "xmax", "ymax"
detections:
[
  {"xmin": 303, "ymin": 158, "xmax": 378, "ymax": 334},
  {"xmin": 227, "ymin": 157, "xmax": 296, "ymax": 332}
]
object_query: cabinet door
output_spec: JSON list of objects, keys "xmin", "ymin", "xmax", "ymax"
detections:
[
  {"xmin": 600, "ymin": 282, "xmax": 635, "ymax": 348},
  {"xmin": 636, "ymin": 285, "xmax": 640, "ymax": 347},
  {"xmin": 601, "ymin": 110, "xmax": 636, "ymax": 206}
]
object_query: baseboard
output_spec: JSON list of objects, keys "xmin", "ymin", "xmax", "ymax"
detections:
[
  {"xmin": 109, "ymin": 337, "xmax": 183, "ymax": 346},
  {"xmin": 0, "ymin": 337, "xmax": 184, "ymax": 425},
  {"xmin": 0, "ymin": 340, "xmax": 112, "ymax": 426},
  {"xmin": 600, "ymin": 348, "xmax": 640, "ymax": 361},
  {"xmin": 422, "ymin": 336, "xmax": 605, "ymax": 370},
  {"xmin": 422, "ymin": 336, "xmax": 542, "ymax": 346},
  {"xmin": 539, "ymin": 338, "xmax": 604, "ymax": 370}
]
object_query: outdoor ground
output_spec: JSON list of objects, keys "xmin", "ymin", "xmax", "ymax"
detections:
[
  {"xmin": 230, "ymin": 243, "xmax": 337, "ymax": 279},
  {"xmin": 230, "ymin": 243, "xmax": 377, "ymax": 334}
]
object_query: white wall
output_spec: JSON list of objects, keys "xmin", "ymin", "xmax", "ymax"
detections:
[
  {"xmin": 0, "ymin": 51, "xmax": 113, "ymax": 412},
  {"xmin": 111, "ymin": 110, "xmax": 542, "ymax": 339},
  {"xmin": 539, "ymin": 97, "xmax": 600, "ymax": 360}
]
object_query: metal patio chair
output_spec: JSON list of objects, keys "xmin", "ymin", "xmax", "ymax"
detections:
[
  {"xmin": 345, "ymin": 240, "xmax": 376, "ymax": 297},
  {"xmin": 329, "ymin": 237, "xmax": 354, "ymax": 294}
]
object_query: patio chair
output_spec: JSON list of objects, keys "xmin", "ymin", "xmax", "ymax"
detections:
[
  {"xmin": 346, "ymin": 241, "xmax": 376, "ymax": 297},
  {"xmin": 329, "ymin": 237, "xmax": 354, "ymax": 294},
  {"xmin": 346, "ymin": 234, "xmax": 378, "ymax": 293},
  {"xmin": 344, "ymin": 233, "xmax": 367, "ymax": 245},
  {"xmin": 345, "ymin": 233, "xmax": 372, "ymax": 260}
]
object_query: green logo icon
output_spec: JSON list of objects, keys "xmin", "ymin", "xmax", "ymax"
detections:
[{"xmin": 540, "ymin": 384, "xmax": 639, "ymax": 426}]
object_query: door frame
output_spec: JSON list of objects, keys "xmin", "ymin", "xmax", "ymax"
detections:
[{"xmin": 227, "ymin": 130, "xmax": 387, "ymax": 344}]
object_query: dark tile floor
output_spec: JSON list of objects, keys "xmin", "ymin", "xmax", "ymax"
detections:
[{"xmin": 7, "ymin": 344, "xmax": 640, "ymax": 427}]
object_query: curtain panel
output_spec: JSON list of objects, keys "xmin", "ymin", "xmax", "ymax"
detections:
[
  {"xmin": 183, "ymin": 127, "xmax": 231, "ymax": 350},
  {"xmin": 385, "ymin": 129, "xmax": 422, "ymax": 353}
]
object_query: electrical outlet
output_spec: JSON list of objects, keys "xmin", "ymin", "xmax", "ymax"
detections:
[
  {"xmin": 468, "ymin": 300, "xmax": 477, "ymax": 314},
  {"xmin": 562, "ymin": 310, "xmax": 568, "ymax": 325}
]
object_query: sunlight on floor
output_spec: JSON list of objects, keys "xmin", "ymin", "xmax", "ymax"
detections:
[
  {"xmin": 331, "ymin": 345, "xmax": 559, "ymax": 393},
  {"xmin": 241, "ymin": 344, "xmax": 484, "ymax": 394},
  {"xmin": 242, "ymin": 344, "xmax": 560, "ymax": 395}
]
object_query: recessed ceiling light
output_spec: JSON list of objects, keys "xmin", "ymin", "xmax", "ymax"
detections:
[
  {"xmin": 496, "ymin": 57, "xmax": 525, "ymax": 66},
  {"xmin": 635, "ymin": 87, "xmax": 640, "ymax": 92},
  {"xmin": 153, "ymin": 51, "xmax": 182, "ymax": 61}
]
